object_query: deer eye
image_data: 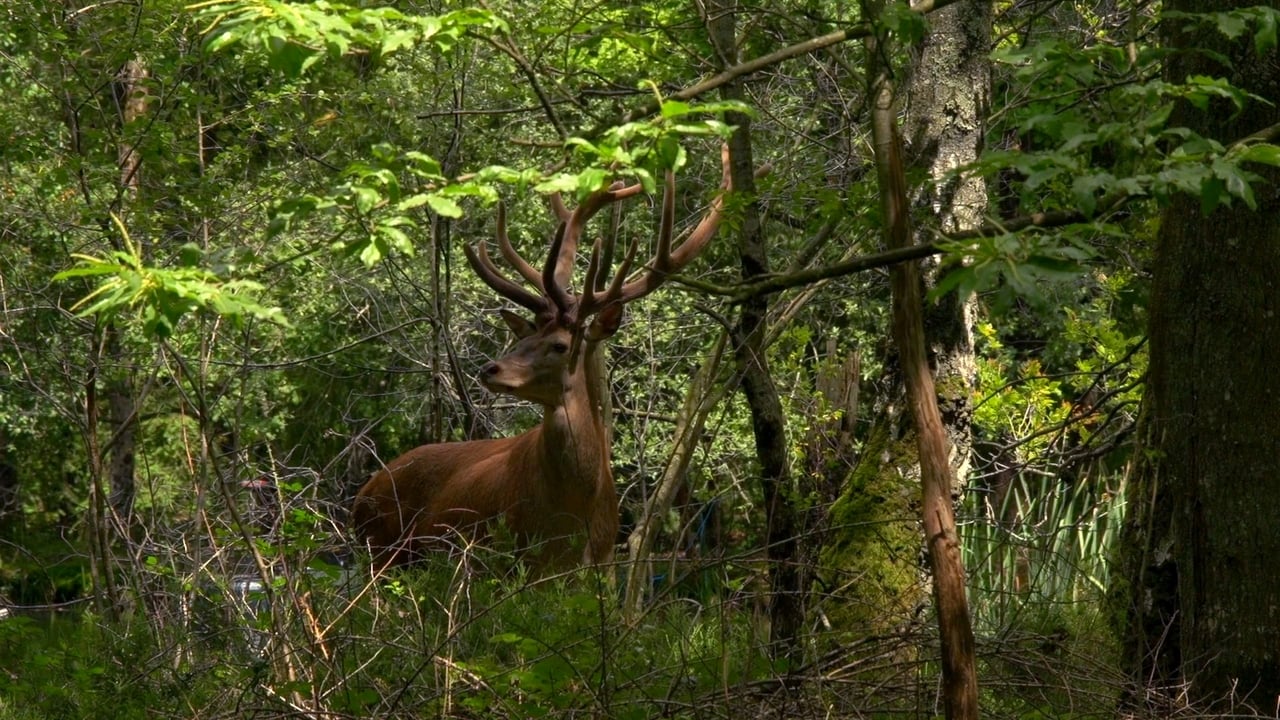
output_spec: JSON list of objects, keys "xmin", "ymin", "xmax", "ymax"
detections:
[{"xmin": 551, "ymin": 341, "xmax": 570, "ymax": 354}]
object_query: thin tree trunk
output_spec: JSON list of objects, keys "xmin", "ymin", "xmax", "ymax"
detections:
[
  {"xmin": 868, "ymin": 24, "xmax": 979, "ymax": 720},
  {"xmin": 84, "ymin": 343, "xmax": 121, "ymax": 620},
  {"xmin": 707, "ymin": 0, "xmax": 803, "ymax": 661},
  {"xmin": 624, "ymin": 332, "xmax": 729, "ymax": 615},
  {"xmin": 104, "ymin": 57, "xmax": 149, "ymax": 524},
  {"xmin": 0, "ymin": 429, "xmax": 17, "ymax": 532}
]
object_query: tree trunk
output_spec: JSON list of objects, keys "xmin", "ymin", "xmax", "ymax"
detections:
[
  {"xmin": 1119, "ymin": 0, "xmax": 1280, "ymax": 707},
  {"xmin": 0, "ymin": 429, "xmax": 17, "ymax": 533},
  {"xmin": 819, "ymin": 0, "xmax": 987, "ymax": 654},
  {"xmin": 104, "ymin": 57, "xmax": 149, "ymax": 524},
  {"xmin": 707, "ymin": 1, "xmax": 803, "ymax": 662},
  {"xmin": 868, "ymin": 15, "xmax": 979, "ymax": 719},
  {"xmin": 624, "ymin": 332, "xmax": 729, "ymax": 615},
  {"xmin": 902, "ymin": 0, "xmax": 989, "ymax": 488}
]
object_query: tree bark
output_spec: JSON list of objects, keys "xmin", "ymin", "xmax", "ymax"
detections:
[
  {"xmin": 902, "ymin": 0, "xmax": 989, "ymax": 488},
  {"xmin": 868, "ymin": 21, "xmax": 979, "ymax": 720},
  {"xmin": 1119, "ymin": 0, "xmax": 1280, "ymax": 707},
  {"xmin": 104, "ymin": 57, "xmax": 149, "ymax": 524}
]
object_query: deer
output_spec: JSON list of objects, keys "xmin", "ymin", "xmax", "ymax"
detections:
[{"xmin": 351, "ymin": 148, "xmax": 736, "ymax": 572}]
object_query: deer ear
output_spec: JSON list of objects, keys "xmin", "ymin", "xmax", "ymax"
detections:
[
  {"xmin": 499, "ymin": 309, "xmax": 538, "ymax": 339},
  {"xmin": 587, "ymin": 303, "xmax": 625, "ymax": 341}
]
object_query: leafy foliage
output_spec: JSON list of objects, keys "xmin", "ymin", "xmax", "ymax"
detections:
[
  {"xmin": 55, "ymin": 217, "xmax": 287, "ymax": 337},
  {"xmin": 2, "ymin": 0, "xmax": 1277, "ymax": 716},
  {"xmin": 193, "ymin": 1, "xmax": 506, "ymax": 75}
]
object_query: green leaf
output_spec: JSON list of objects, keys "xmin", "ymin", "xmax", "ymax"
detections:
[
  {"xmin": 403, "ymin": 151, "xmax": 443, "ymax": 177},
  {"xmin": 425, "ymin": 194, "xmax": 463, "ymax": 218},
  {"xmin": 352, "ymin": 185, "xmax": 382, "ymax": 214},
  {"xmin": 564, "ymin": 137, "xmax": 600, "ymax": 156},
  {"xmin": 1199, "ymin": 176, "xmax": 1226, "ymax": 214},
  {"xmin": 1025, "ymin": 254, "xmax": 1084, "ymax": 279},
  {"xmin": 53, "ymin": 261, "xmax": 124, "ymax": 280},
  {"xmin": 576, "ymin": 168, "xmax": 610, "ymax": 195},
  {"xmin": 1213, "ymin": 11, "xmax": 1248, "ymax": 38},
  {"xmin": 655, "ymin": 135, "xmax": 684, "ymax": 171},
  {"xmin": 1071, "ymin": 172, "xmax": 1114, "ymax": 216},
  {"xmin": 660, "ymin": 100, "xmax": 693, "ymax": 118},
  {"xmin": 928, "ymin": 266, "xmax": 976, "ymax": 301},
  {"xmin": 683, "ymin": 100, "xmax": 755, "ymax": 117},
  {"xmin": 397, "ymin": 194, "xmax": 431, "ymax": 211},
  {"xmin": 533, "ymin": 174, "xmax": 579, "ymax": 194},
  {"xmin": 1234, "ymin": 143, "xmax": 1280, "ymax": 167},
  {"xmin": 880, "ymin": 1, "xmax": 927, "ymax": 44},
  {"xmin": 1257, "ymin": 9, "xmax": 1278, "ymax": 54},
  {"xmin": 378, "ymin": 224, "xmax": 413, "ymax": 254},
  {"xmin": 359, "ymin": 239, "xmax": 385, "ymax": 266},
  {"xmin": 204, "ymin": 29, "xmax": 241, "ymax": 54},
  {"xmin": 1212, "ymin": 157, "xmax": 1259, "ymax": 209}
]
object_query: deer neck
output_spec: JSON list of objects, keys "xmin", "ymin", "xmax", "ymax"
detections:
[{"xmin": 538, "ymin": 348, "xmax": 608, "ymax": 487}]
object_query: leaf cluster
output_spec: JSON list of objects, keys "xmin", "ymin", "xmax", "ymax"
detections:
[
  {"xmin": 54, "ymin": 217, "xmax": 287, "ymax": 338},
  {"xmin": 193, "ymin": 0, "xmax": 506, "ymax": 76}
]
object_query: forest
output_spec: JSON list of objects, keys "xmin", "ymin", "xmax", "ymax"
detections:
[{"xmin": 1, "ymin": 0, "xmax": 1278, "ymax": 718}]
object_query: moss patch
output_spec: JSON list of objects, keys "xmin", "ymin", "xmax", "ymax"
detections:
[{"xmin": 816, "ymin": 422, "xmax": 925, "ymax": 633}]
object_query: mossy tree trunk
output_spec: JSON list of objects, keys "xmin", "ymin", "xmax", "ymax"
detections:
[
  {"xmin": 868, "ymin": 15, "xmax": 978, "ymax": 714},
  {"xmin": 902, "ymin": 0, "xmax": 988, "ymax": 490},
  {"xmin": 819, "ymin": 0, "xmax": 988, "ymax": 637}
]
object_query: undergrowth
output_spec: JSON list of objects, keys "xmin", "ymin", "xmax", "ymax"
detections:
[{"xmin": 2, "ymin": 473, "xmax": 1259, "ymax": 720}]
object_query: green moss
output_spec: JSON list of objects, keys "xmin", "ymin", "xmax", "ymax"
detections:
[
  {"xmin": 933, "ymin": 371, "xmax": 970, "ymax": 405},
  {"xmin": 816, "ymin": 422, "xmax": 925, "ymax": 632}
]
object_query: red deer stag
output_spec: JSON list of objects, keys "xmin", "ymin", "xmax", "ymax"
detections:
[{"xmin": 352, "ymin": 149, "xmax": 735, "ymax": 571}]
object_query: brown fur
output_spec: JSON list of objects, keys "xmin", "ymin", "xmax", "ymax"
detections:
[{"xmin": 351, "ymin": 317, "xmax": 619, "ymax": 571}]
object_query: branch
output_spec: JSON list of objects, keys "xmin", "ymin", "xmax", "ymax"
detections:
[
  {"xmin": 479, "ymin": 33, "xmax": 569, "ymax": 141},
  {"xmin": 1231, "ymin": 119, "xmax": 1280, "ymax": 147},
  {"xmin": 586, "ymin": 0, "xmax": 966, "ymax": 139},
  {"xmin": 675, "ymin": 205, "xmax": 1095, "ymax": 302}
]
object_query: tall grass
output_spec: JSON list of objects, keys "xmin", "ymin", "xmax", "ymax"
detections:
[{"xmin": 960, "ymin": 470, "xmax": 1127, "ymax": 632}]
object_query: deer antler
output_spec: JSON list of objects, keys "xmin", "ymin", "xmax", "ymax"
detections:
[
  {"xmin": 495, "ymin": 201, "xmax": 545, "ymax": 293},
  {"xmin": 466, "ymin": 145, "xmax": 743, "ymax": 326},
  {"xmin": 580, "ymin": 144, "xmax": 739, "ymax": 315},
  {"xmin": 464, "ymin": 238, "xmax": 546, "ymax": 316}
]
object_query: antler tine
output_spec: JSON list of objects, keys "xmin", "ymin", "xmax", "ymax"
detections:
[
  {"xmin": 574, "ymin": 236, "xmax": 603, "ymax": 321},
  {"xmin": 495, "ymin": 201, "xmax": 546, "ymax": 292},
  {"xmin": 541, "ymin": 221, "xmax": 575, "ymax": 318},
  {"xmin": 615, "ymin": 145, "xmax": 747, "ymax": 304},
  {"xmin": 594, "ymin": 233, "xmax": 642, "ymax": 314},
  {"xmin": 554, "ymin": 182, "xmax": 643, "ymax": 287},
  {"xmin": 549, "ymin": 193, "xmax": 572, "ymax": 223},
  {"xmin": 596, "ymin": 197, "xmax": 622, "ymax": 289},
  {"xmin": 464, "ymin": 241, "xmax": 547, "ymax": 314},
  {"xmin": 581, "ymin": 236, "xmax": 605, "ymax": 301},
  {"xmin": 543, "ymin": 180, "xmax": 649, "ymax": 318}
]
